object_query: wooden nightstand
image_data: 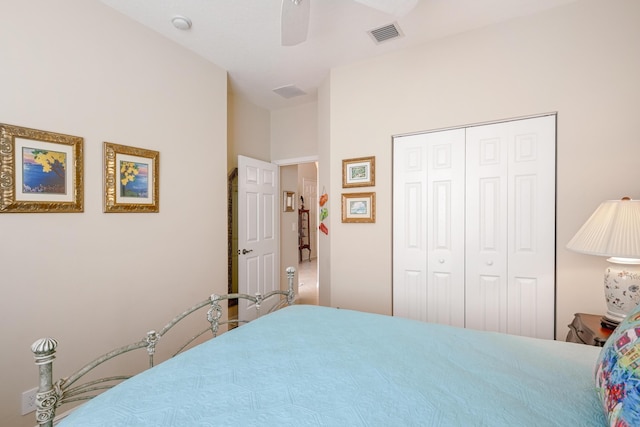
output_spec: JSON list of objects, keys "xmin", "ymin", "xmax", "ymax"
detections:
[{"xmin": 566, "ymin": 313, "xmax": 613, "ymax": 347}]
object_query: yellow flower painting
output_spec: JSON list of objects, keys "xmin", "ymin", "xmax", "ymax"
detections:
[
  {"xmin": 119, "ymin": 160, "xmax": 148, "ymax": 198},
  {"xmin": 22, "ymin": 148, "xmax": 67, "ymax": 194}
]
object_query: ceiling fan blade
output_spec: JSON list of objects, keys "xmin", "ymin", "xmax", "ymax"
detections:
[
  {"xmin": 281, "ymin": 0, "xmax": 311, "ymax": 46},
  {"xmin": 352, "ymin": 0, "xmax": 418, "ymax": 17}
]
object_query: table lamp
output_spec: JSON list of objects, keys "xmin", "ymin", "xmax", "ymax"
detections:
[{"xmin": 566, "ymin": 197, "xmax": 640, "ymax": 329}]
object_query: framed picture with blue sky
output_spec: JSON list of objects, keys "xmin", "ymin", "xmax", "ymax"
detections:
[
  {"xmin": 0, "ymin": 123, "xmax": 83, "ymax": 213},
  {"xmin": 103, "ymin": 142, "xmax": 159, "ymax": 213}
]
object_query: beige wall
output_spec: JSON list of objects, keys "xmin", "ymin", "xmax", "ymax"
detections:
[
  {"xmin": 0, "ymin": 1, "xmax": 228, "ymax": 426},
  {"xmin": 317, "ymin": 77, "xmax": 332, "ymax": 306},
  {"xmin": 325, "ymin": 0, "xmax": 640, "ymax": 337},
  {"xmin": 228, "ymin": 90, "xmax": 271, "ymax": 170},
  {"xmin": 271, "ymin": 103, "xmax": 318, "ymax": 162}
]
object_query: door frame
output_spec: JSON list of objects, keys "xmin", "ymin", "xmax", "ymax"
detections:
[
  {"xmin": 228, "ymin": 155, "xmax": 319, "ymax": 314},
  {"xmin": 273, "ymin": 155, "xmax": 320, "ymax": 294}
]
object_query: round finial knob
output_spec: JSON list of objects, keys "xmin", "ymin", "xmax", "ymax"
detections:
[
  {"xmin": 31, "ymin": 338, "xmax": 58, "ymax": 354},
  {"xmin": 32, "ymin": 338, "xmax": 58, "ymax": 365}
]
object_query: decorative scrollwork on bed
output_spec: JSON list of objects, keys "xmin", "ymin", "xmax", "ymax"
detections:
[{"xmin": 31, "ymin": 266, "xmax": 297, "ymax": 427}]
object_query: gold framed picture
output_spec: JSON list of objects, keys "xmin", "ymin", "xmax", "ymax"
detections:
[
  {"xmin": 342, "ymin": 192, "xmax": 375, "ymax": 223},
  {"xmin": 0, "ymin": 123, "xmax": 83, "ymax": 213},
  {"xmin": 283, "ymin": 191, "xmax": 295, "ymax": 212},
  {"xmin": 342, "ymin": 156, "xmax": 375, "ymax": 188},
  {"xmin": 104, "ymin": 142, "xmax": 159, "ymax": 213}
]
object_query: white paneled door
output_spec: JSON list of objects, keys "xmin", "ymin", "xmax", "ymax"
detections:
[
  {"xmin": 393, "ymin": 129, "xmax": 466, "ymax": 327},
  {"xmin": 393, "ymin": 115, "xmax": 556, "ymax": 339},
  {"xmin": 238, "ymin": 155, "xmax": 279, "ymax": 322}
]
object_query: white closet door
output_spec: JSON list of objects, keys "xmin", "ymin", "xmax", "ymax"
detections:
[
  {"xmin": 393, "ymin": 134, "xmax": 427, "ymax": 321},
  {"xmin": 465, "ymin": 123, "xmax": 509, "ymax": 333},
  {"xmin": 393, "ymin": 129, "xmax": 465, "ymax": 326},
  {"xmin": 465, "ymin": 116, "xmax": 556, "ymax": 339}
]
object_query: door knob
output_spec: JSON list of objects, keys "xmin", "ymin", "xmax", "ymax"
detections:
[{"xmin": 239, "ymin": 249, "xmax": 253, "ymax": 255}]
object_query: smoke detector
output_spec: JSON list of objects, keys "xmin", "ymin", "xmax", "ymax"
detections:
[
  {"xmin": 273, "ymin": 85, "xmax": 306, "ymax": 99},
  {"xmin": 171, "ymin": 15, "xmax": 192, "ymax": 30}
]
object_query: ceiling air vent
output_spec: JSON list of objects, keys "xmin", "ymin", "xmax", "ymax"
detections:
[
  {"xmin": 368, "ymin": 22, "xmax": 404, "ymax": 44},
  {"xmin": 273, "ymin": 84, "xmax": 306, "ymax": 99}
]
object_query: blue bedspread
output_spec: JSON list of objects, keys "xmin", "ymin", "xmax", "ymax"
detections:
[{"xmin": 60, "ymin": 305, "xmax": 605, "ymax": 426}]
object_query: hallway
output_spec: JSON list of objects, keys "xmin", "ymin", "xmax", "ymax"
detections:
[{"xmin": 296, "ymin": 258, "xmax": 318, "ymax": 305}]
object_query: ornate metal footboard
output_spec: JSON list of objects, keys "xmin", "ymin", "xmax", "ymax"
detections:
[{"xmin": 31, "ymin": 267, "xmax": 296, "ymax": 427}]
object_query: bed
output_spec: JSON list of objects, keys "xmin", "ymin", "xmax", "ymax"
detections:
[{"xmin": 32, "ymin": 267, "xmax": 639, "ymax": 426}]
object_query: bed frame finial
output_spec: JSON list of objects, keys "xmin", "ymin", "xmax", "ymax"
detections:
[
  {"xmin": 31, "ymin": 338, "xmax": 59, "ymax": 427},
  {"xmin": 208, "ymin": 294, "xmax": 223, "ymax": 336},
  {"xmin": 286, "ymin": 266, "xmax": 296, "ymax": 305},
  {"xmin": 145, "ymin": 330, "xmax": 160, "ymax": 367},
  {"xmin": 32, "ymin": 338, "xmax": 58, "ymax": 365}
]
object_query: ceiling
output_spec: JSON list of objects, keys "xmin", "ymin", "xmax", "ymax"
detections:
[{"xmin": 99, "ymin": 0, "xmax": 578, "ymax": 111}]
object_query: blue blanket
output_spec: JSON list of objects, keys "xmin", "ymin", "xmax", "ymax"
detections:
[{"xmin": 60, "ymin": 305, "xmax": 605, "ymax": 426}]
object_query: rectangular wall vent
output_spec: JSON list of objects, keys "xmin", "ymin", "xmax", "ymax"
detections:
[{"xmin": 368, "ymin": 22, "xmax": 404, "ymax": 44}]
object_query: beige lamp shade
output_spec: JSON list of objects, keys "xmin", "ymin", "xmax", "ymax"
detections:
[
  {"xmin": 567, "ymin": 198, "xmax": 640, "ymax": 325},
  {"xmin": 566, "ymin": 198, "xmax": 640, "ymax": 259}
]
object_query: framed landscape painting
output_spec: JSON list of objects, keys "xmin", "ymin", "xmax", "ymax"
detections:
[
  {"xmin": 342, "ymin": 156, "xmax": 375, "ymax": 188},
  {"xmin": 0, "ymin": 123, "xmax": 83, "ymax": 213},
  {"xmin": 341, "ymin": 192, "xmax": 375, "ymax": 223},
  {"xmin": 104, "ymin": 142, "xmax": 159, "ymax": 213}
]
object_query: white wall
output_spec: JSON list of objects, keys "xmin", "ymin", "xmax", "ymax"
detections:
[
  {"xmin": 325, "ymin": 0, "xmax": 640, "ymax": 337},
  {"xmin": 0, "ymin": 1, "xmax": 228, "ymax": 426}
]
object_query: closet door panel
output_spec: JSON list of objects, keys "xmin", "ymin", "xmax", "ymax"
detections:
[
  {"xmin": 396, "ymin": 269, "xmax": 427, "ymax": 320},
  {"xmin": 508, "ymin": 276, "xmax": 539, "ymax": 338},
  {"xmin": 427, "ymin": 181, "xmax": 456, "ymax": 323},
  {"xmin": 393, "ymin": 130, "xmax": 465, "ymax": 326},
  {"xmin": 465, "ymin": 126, "xmax": 509, "ymax": 333},
  {"xmin": 393, "ymin": 134, "xmax": 429, "ymax": 321},
  {"xmin": 474, "ymin": 274, "xmax": 506, "ymax": 331},
  {"xmin": 426, "ymin": 130, "xmax": 465, "ymax": 326},
  {"xmin": 505, "ymin": 116, "xmax": 556, "ymax": 338},
  {"xmin": 467, "ymin": 116, "xmax": 555, "ymax": 338}
]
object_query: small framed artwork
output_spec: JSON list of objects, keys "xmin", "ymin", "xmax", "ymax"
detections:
[
  {"xmin": 342, "ymin": 156, "xmax": 375, "ymax": 188},
  {"xmin": 0, "ymin": 123, "xmax": 83, "ymax": 213},
  {"xmin": 342, "ymin": 192, "xmax": 375, "ymax": 223},
  {"xmin": 283, "ymin": 191, "xmax": 295, "ymax": 212},
  {"xmin": 104, "ymin": 142, "xmax": 159, "ymax": 213}
]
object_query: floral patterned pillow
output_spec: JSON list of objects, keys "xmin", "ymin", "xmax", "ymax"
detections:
[{"xmin": 595, "ymin": 304, "xmax": 640, "ymax": 426}]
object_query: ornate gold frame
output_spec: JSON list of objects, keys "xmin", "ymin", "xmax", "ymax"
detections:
[
  {"xmin": 104, "ymin": 142, "xmax": 159, "ymax": 213},
  {"xmin": 341, "ymin": 192, "xmax": 376, "ymax": 223},
  {"xmin": 342, "ymin": 156, "xmax": 375, "ymax": 188},
  {"xmin": 283, "ymin": 191, "xmax": 295, "ymax": 212},
  {"xmin": 0, "ymin": 123, "xmax": 83, "ymax": 213}
]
